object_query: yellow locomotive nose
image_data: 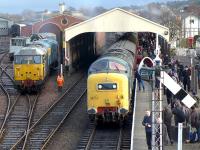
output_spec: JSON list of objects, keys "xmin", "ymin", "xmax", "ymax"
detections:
[
  {"xmin": 87, "ymin": 73, "xmax": 130, "ymax": 121},
  {"xmin": 14, "ymin": 63, "xmax": 44, "ymax": 90},
  {"xmin": 14, "ymin": 64, "xmax": 44, "ymax": 81}
]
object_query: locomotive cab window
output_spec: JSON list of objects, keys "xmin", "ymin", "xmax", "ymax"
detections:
[
  {"xmin": 97, "ymin": 83, "xmax": 117, "ymax": 90},
  {"xmin": 109, "ymin": 61, "xmax": 126, "ymax": 72},
  {"xmin": 15, "ymin": 56, "xmax": 35, "ymax": 64},
  {"xmin": 88, "ymin": 59, "xmax": 108, "ymax": 74},
  {"xmin": 33, "ymin": 56, "xmax": 41, "ymax": 64},
  {"xmin": 22, "ymin": 56, "xmax": 34, "ymax": 64},
  {"xmin": 14, "ymin": 56, "xmax": 23, "ymax": 64},
  {"xmin": 88, "ymin": 59, "xmax": 128, "ymax": 74}
]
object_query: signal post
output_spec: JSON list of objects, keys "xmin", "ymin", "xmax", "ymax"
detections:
[{"xmin": 138, "ymin": 34, "xmax": 163, "ymax": 150}]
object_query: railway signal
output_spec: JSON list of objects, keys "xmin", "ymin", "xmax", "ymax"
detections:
[
  {"xmin": 139, "ymin": 67, "xmax": 196, "ymax": 108},
  {"xmin": 160, "ymin": 71, "xmax": 196, "ymax": 108}
]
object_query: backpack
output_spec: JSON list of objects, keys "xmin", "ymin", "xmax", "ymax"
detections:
[{"xmin": 189, "ymin": 127, "xmax": 198, "ymax": 143}]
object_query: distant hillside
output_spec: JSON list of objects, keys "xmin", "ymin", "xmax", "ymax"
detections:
[{"xmin": 166, "ymin": 0, "xmax": 200, "ymax": 10}]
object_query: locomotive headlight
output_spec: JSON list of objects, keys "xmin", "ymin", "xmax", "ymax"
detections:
[
  {"xmin": 113, "ymin": 84, "xmax": 117, "ymax": 89},
  {"xmin": 98, "ymin": 84, "xmax": 102, "ymax": 89}
]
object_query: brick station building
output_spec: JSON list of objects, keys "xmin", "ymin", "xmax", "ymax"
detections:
[{"xmin": 21, "ymin": 14, "xmax": 83, "ymax": 63}]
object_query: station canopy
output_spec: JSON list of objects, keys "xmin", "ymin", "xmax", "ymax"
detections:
[{"xmin": 64, "ymin": 8, "xmax": 169, "ymax": 42}]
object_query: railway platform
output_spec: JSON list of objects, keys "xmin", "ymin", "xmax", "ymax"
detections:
[{"xmin": 132, "ymin": 81, "xmax": 200, "ymax": 150}]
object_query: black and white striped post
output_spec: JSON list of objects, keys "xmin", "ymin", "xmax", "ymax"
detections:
[{"xmin": 160, "ymin": 71, "xmax": 196, "ymax": 108}]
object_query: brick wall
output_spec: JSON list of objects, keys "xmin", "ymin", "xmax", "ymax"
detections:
[
  {"xmin": 21, "ymin": 25, "xmax": 32, "ymax": 37},
  {"xmin": 32, "ymin": 14, "xmax": 83, "ymax": 33}
]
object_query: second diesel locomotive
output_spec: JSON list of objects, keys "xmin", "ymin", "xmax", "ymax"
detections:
[
  {"xmin": 13, "ymin": 33, "xmax": 58, "ymax": 91},
  {"xmin": 87, "ymin": 36, "xmax": 137, "ymax": 123}
]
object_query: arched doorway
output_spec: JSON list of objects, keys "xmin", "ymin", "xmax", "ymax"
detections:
[{"xmin": 39, "ymin": 23, "xmax": 63, "ymax": 63}]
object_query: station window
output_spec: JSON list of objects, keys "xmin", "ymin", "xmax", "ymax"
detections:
[{"xmin": 190, "ymin": 19, "xmax": 194, "ymax": 24}]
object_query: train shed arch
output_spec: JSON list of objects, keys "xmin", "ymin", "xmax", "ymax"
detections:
[
  {"xmin": 64, "ymin": 8, "xmax": 169, "ymax": 72},
  {"xmin": 64, "ymin": 8, "xmax": 169, "ymax": 42}
]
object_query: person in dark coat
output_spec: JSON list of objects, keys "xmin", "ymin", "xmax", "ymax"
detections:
[
  {"xmin": 190, "ymin": 106, "xmax": 200, "ymax": 142},
  {"xmin": 172, "ymin": 101, "xmax": 186, "ymax": 126},
  {"xmin": 192, "ymin": 92, "xmax": 200, "ymax": 108},
  {"xmin": 178, "ymin": 64, "xmax": 184, "ymax": 83},
  {"xmin": 182, "ymin": 66, "xmax": 191, "ymax": 91},
  {"xmin": 142, "ymin": 110, "xmax": 152, "ymax": 150},
  {"xmin": 163, "ymin": 106, "xmax": 173, "ymax": 144},
  {"xmin": 166, "ymin": 88, "xmax": 173, "ymax": 106},
  {"xmin": 135, "ymin": 70, "xmax": 145, "ymax": 91}
]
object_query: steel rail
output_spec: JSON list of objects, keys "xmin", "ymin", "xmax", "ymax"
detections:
[
  {"xmin": 41, "ymin": 89, "xmax": 86, "ymax": 149},
  {"xmin": 84, "ymin": 123, "xmax": 96, "ymax": 150},
  {"xmin": 116, "ymin": 127, "xmax": 123, "ymax": 150},
  {"xmin": 0, "ymin": 83, "xmax": 12, "ymax": 138},
  {"xmin": 10, "ymin": 76, "xmax": 85, "ymax": 149},
  {"xmin": 0, "ymin": 92, "xmax": 20, "ymax": 139},
  {"xmin": 22, "ymin": 93, "xmax": 40, "ymax": 150},
  {"xmin": 0, "ymin": 65, "xmax": 15, "ymax": 84}
]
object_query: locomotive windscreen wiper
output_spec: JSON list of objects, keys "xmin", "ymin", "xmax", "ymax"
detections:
[{"xmin": 114, "ymin": 64, "xmax": 120, "ymax": 72}]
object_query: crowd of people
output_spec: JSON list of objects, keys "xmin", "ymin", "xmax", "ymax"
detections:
[
  {"xmin": 136, "ymin": 32, "xmax": 200, "ymax": 149},
  {"xmin": 142, "ymin": 58, "xmax": 200, "ymax": 149},
  {"xmin": 163, "ymin": 60, "xmax": 200, "ymax": 144}
]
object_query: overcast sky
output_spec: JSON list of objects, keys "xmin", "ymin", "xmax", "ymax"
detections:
[{"xmin": 0, "ymin": 0, "xmax": 179, "ymax": 13}]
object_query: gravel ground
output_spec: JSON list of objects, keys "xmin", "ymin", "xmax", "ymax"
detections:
[
  {"xmin": 0, "ymin": 95, "xmax": 7, "ymax": 115},
  {"xmin": 0, "ymin": 53, "xmax": 13, "ymax": 127},
  {"xmin": 0, "ymin": 95, "xmax": 7, "ymax": 127},
  {"xmin": 46, "ymin": 94, "xmax": 89, "ymax": 150},
  {"xmin": 33, "ymin": 70, "xmax": 87, "ymax": 150},
  {"xmin": 32, "ymin": 70, "xmax": 84, "ymax": 122}
]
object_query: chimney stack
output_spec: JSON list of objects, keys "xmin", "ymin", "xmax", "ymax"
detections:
[{"xmin": 59, "ymin": 2, "xmax": 65, "ymax": 14}]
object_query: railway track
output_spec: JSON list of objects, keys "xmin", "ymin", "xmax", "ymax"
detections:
[
  {"xmin": 0, "ymin": 65, "xmax": 17, "ymax": 95},
  {"xmin": 0, "ymin": 51, "xmax": 8, "ymax": 63},
  {"xmin": 11, "ymin": 76, "xmax": 86, "ymax": 149},
  {"xmin": 0, "ymin": 51, "xmax": 22, "ymax": 148},
  {"xmin": 77, "ymin": 115, "xmax": 133, "ymax": 150},
  {"xmin": 0, "ymin": 94, "xmax": 39, "ymax": 150},
  {"xmin": 0, "ymin": 51, "xmax": 41, "ymax": 149},
  {"xmin": 0, "ymin": 51, "xmax": 16, "ymax": 95}
]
